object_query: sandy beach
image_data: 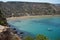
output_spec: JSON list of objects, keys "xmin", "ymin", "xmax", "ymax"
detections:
[{"xmin": 6, "ymin": 15, "xmax": 60, "ymax": 21}]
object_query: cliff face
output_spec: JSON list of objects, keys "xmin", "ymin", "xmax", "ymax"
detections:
[{"xmin": 0, "ymin": 2, "xmax": 60, "ymax": 17}]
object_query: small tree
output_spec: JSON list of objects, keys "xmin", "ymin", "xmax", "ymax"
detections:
[
  {"xmin": 0, "ymin": 10, "xmax": 8, "ymax": 26},
  {"xmin": 36, "ymin": 34, "xmax": 48, "ymax": 40},
  {"xmin": 23, "ymin": 36, "xmax": 34, "ymax": 40}
]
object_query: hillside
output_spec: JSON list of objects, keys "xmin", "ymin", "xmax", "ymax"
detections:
[{"xmin": 0, "ymin": 2, "xmax": 60, "ymax": 17}]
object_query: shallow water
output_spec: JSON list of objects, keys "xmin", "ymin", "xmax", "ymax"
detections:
[{"xmin": 8, "ymin": 17, "xmax": 60, "ymax": 40}]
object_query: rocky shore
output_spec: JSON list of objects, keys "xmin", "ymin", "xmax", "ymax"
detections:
[{"xmin": 0, "ymin": 10, "xmax": 21, "ymax": 40}]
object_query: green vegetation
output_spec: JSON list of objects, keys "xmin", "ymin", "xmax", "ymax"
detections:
[
  {"xmin": 36, "ymin": 34, "xmax": 48, "ymax": 40},
  {"xmin": 1, "ymin": 2, "xmax": 60, "ymax": 17},
  {"xmin": 24, "ymin": 34, "xmax": 49, "ymax": 40},
  {"xmin": 0, "ymin": 10, "xmax": 7, "ymax": 26}
]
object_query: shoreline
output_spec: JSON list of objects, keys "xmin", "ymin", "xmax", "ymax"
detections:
[{"xmin": 6, "ymin": 15, "xmax": 60, "ymax": 21}]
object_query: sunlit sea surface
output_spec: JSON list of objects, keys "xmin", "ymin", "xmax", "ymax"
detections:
[{"xmin": 8, "ymin": 16, "xmax": 60, "ymax": 40}]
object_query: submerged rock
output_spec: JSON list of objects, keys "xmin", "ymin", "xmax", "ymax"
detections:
[{"xmin": 48, "ymin": 28, "xmax": 52, "ymax": 31}]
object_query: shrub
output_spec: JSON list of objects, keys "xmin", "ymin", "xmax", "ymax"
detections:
[
  {"xmin": 36, "ymin": 34, "xmax": 48, "ymax": 40},
  {"xmin": 0, "ymin": 10, "xmax": 8, "ymax": 26}
]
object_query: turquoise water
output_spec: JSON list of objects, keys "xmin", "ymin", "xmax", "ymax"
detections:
[{"xmin": 8, "ymin": 17, "xmax": 60, "ymax": 40}]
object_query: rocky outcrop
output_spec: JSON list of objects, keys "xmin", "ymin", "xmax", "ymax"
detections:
[
  {"xmin": 0, "ymin": 28, "xmax": 21, "ymax": 40},
  {"xmin": 0, "ymin": 2, "xmax": 60, "ymax": 18}
]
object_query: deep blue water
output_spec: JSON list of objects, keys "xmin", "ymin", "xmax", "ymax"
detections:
[{"xmin": 8, "ymin": 17, "xmax": 60, "ymax": 40}]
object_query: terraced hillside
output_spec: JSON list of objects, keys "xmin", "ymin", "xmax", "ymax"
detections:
[{"xmin": 0, "ymin": 2, "xmax": 60, "ymax": 17}]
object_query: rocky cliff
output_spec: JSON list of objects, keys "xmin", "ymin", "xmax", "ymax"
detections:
[
  {"xmin": 0, "ymin": 2, "xmax": 60, "ymax": 17},
  {"xmin": 0, "ymin": 10, "xmax": 21, "ymax": 40}
]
